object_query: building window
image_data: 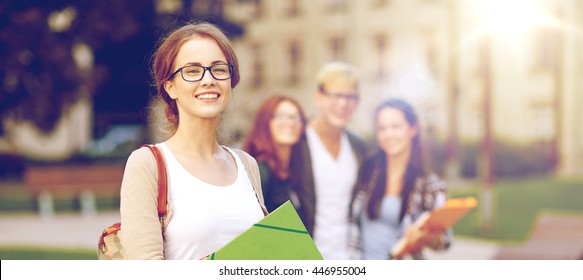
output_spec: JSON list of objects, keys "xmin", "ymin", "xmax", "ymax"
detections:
[
  {"xmin": 472, "ymin": 107, "xmax": 483, "ymax": 139},
  {"xmin": 288, "ymin": 40, "xmax": 301, "ymax": 84},
  {"xmin": 284, "ymin": 0, "xmax": 301, "ymax": 17},
  {"xmin": 155, "ymin": 0, "xmax": 181, "ymax": 13},
  {"xmin": 370, "ymin": 0, "xmax": 389, "ymax": 8},
  {"xmin": 424, "ymin": 28, "xmax": 438, "ymax": 75},
  {"xmin": 373, "ymin": 34, "xmax": 388, "ymax": 79},
  {"xmin": 533, "ymin": 26, "xmax": 560, "ymax": 71},
  {"xmin": 531, "ymin": 105, "xmax": 554, "ymax": 140},
  {"xmin": 323, "ymin": 0, "xmax": 346, "ymax": 13},
  {"xmin": 250, "ymin": 43, "xmax": 264, "ymax": 88},
  {"xmin": 243, "ymin": 0, "xmax": 263, "ymax": 18},
  {"xmin": 190, "ymin": 0, "xmax": 209, "ymax": 15},
  {"xmin": 329, "ymin": 36, "xmax": 345, "ymax": 61}
]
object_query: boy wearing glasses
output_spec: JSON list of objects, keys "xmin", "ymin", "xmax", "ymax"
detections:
[{"xmin": 295, "ymin": 61, "xmax": 369, "ymax": 260}]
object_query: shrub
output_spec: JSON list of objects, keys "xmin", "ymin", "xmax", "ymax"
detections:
[{"xmin": 427, "ymin": 140, "xmax": 554, "ymax": 179}]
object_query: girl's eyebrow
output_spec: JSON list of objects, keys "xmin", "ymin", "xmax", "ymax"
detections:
[{"xmin": 181, "ymin": 60, "xmax": 228, "ymax": 67}]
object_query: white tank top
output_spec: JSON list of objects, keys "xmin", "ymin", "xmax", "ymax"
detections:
[{"xmin": 159, "ymin": 143, "xmax": 264, "ymax": 260}]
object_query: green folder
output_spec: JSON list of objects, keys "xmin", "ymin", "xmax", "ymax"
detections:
[{"xmin": 206, "ymin": 201, "xmax": 323, "ymax": 260}]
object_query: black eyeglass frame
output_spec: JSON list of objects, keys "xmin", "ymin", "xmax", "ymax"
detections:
[
  {"xmin": 167, "ymin": 64, "xmax": 234, "ymax": 82},
  {"xmin": 318, "ymin": 86, "xmax": 360, "ymax": 103}
]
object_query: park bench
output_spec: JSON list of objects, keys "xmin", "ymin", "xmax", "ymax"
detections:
[
  {"xmin": 24, "ymin": 164, "xmax": 125, "ymax": 217},
  {"xmin": 493, "ymin": 211, "xmax": 583, "ymax": 260}
]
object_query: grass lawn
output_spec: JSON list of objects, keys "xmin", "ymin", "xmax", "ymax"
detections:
[
  {"xmin": 0, "ymin": 182, "xmax": 119, "ymax": 212},
  {"xmin": 449, "ymin": 176, "xmax": 583, "ymax": 242},
  {"xmin": 0, "ymin": 246, "xmax": 97, "ymax": 260}
]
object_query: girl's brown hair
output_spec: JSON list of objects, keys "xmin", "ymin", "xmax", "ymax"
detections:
[
  {"xmin": 244, "ymin": 95, "xmax": 306, "ymax": 179},
  {"xmin": 151, "ymin": 22, "xmax": 240, "ymax": 130}
]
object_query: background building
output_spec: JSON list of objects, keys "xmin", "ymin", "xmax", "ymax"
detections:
[
  {"xmin": 1, "ymin": 0, "xmax": 582, "ymax": 177},
  {"xmin": 223, "ymin": 0, "xmax": 583, "ymax": 176}
]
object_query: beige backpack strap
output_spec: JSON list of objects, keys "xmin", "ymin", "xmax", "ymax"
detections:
[{"xmin": 234, "ymin": 149, "xmax": 269, "ymax": 216}]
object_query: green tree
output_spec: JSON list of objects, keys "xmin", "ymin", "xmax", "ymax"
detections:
[{"xmin": 0, "ymin": 0, "xmax": 155, "ymax": 134}]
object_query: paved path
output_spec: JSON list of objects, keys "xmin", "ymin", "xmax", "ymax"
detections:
[
  {"xmin": 0, "ymin": 211, "xmax": 499, "ymax": 259},
  {"xmin": 424, "ymin": 238, "xmax": 499, "ymax": 260},
  {"xmin": 0, "ymin": 211, "xmax": 120, "ymax": 250}
]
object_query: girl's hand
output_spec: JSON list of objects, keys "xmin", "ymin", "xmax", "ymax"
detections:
[{"xmin": 404, "ymin": 224, "xmax": 443, "ymax": 251}]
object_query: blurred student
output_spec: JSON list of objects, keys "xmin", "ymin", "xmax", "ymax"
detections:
[
  {"xmin": 349, "ymin": 98, "xmax": 451, "ymax": 260},
  {"xmin": 295, "ymin": 62, "xmax": 369, "ymax": 260},
  {"xmin": 119, "ymin": 22, "xmax": 266, "ymax": 259},
  {"xmin": 244, "ymin": 95, "xmax": 307, "ymax": 212}
]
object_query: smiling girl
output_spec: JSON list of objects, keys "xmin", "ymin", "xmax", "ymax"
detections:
[
  {"xmin": 349, "ymin": 98, "xmax": 452, "ymax": 260},
  {"xmin": 119, "ymin": 22, "xmax": 266, "ymax": 260},
  {"xmin": 244, "ymin": 95, "xmax": 307, "ymax": 212}
]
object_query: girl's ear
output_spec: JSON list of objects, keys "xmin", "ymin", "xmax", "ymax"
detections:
[
  {"xmin": 410, "ymin": 124, "xmax": 419, "ymax": 138},
  {"xmin": 164, "ymin": 80, "xmax": 177, "ymax": 100}
]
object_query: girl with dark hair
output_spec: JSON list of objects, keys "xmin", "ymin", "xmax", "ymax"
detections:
[
  {"xmin": 244, "ymin": 95, "xmax": 306, "ymax": 212},
  {"xmin": 349, "ymin": 98, "xmax": 451, "ymax": 259}
]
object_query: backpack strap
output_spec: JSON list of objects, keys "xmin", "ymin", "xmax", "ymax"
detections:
[
  {"xmin": 142, "ymin": 144, "xmax": 170, "ymax": 231},
  {"xmin": 234, "ymin": 149, "xmax": 269, "ymax": 216}
]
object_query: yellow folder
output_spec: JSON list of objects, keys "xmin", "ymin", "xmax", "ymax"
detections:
[
  {"xmin": 206, "ymin": 201, "xmax": 323, "ymax": 260},
  {"xmin": 391, "ymin": 196, "xmax": 478, "ymax": 258},
  {"xmin": 418, "ymin": 196, "xmax": 478, "ymax": 231}
]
